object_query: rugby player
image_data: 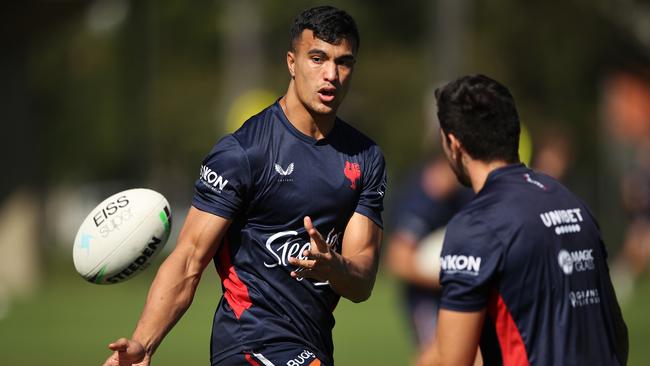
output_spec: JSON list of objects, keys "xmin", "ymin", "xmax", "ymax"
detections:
[
  {"xmin": 417, "ymin": 74, "xmax": 628, "ymax": 366},
  {"xmin": 386, "ymin": 157, "xmax": 472, "ymax": 348},
  {"xmin": 102, "ymin": 6, "xmax": 386, "ymax": 366}
]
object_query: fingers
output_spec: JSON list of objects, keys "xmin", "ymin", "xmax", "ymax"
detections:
[
  {"xmin": 304, "ymin": 216, "xmax": 328, "ymax": 252},
  {"xmin": 105, "ymin": 338, "xmax": 147, "ymax": 366},
  {"xmin": 102, "ymin": 352, "xmax": 120, "ymax": 366},
  {"xmin": 108, "ymin": 338, "xmax": 130, "ymax": 352},
  {"xmin": 291, "ymin": 216, "xmax": 333, "ymax": 282},
  {"xmin": 288, "ymin": 256, "xmax": 316, "ymax": 269}
]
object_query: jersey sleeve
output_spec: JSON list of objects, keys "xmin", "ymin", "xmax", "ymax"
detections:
[
  {"xmin": 393, "ymin": 195, "xmax": 455, "ymax": 244},
  {"xmin": 192, "ymin": 134, "xmax": 251, "ymax": 219},
  {"xmin": 440, "ymin": 213, "xmax": 504, "ymax": 312},
  {"xmin": 355, "ymin": 145, "xmax": 387, "ymax": 228}
]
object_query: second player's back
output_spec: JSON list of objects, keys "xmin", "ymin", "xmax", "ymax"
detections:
[{"xmin": 442, "ymin": 164, "xmax": 626, "ymax": 365}]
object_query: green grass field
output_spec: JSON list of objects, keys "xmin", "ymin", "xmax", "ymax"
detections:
[{"xmin": 0, "ymin": 254, "xmax": 646, "ymax": 365}]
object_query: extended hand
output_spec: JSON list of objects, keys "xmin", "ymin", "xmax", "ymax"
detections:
[
  {"xmin": 288, "ymin": 216, "xmax": 343, "ymax": 282},
  {"xmin": 102, "ymin": 338, "xmax": 149, "ymax": 366}
]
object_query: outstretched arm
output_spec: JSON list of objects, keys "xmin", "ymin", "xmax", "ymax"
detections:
[
  {"xmin": 289, "ymin": 213, "xmax": 382, "ymax": 303},
  {"xmin": 416, "ymin": 309, "xmax": 485, "ymax": 366},
  {"xmin": 102, "ymin": 207, "xmax": 231, "ymax": 366},
  {"xmin": 386, "ymin": 230, "xmax": 442, "ymax": 289}
]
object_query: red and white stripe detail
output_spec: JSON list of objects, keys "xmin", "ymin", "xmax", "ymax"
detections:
[
  {"xmin": 244, "ymin": 352, "xmax": 275, "ymax": 366},
  {"xmin": 487, "ymin": 290, "xmax": 531, "ymax": 366},
  {"xmin": 215, "ymin": 238, "xmax": 253, "ymax": 319}
]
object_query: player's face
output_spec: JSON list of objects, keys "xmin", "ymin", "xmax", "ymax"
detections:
[
  {"xmin": 288, "ymin": 30, "xmax": 356, "ymax": 116},
  {"xmin": 440, "ymin": 129, "xmax": 472, "ymax": 188}
]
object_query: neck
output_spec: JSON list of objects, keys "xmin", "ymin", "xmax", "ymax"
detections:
[
  {"xmin": 465, "ymin": 158, "xmax": 512, "ymax": 193},
  {"xmin": 280, "ymin": 83, "xmax": 336, "ymax": 140}
]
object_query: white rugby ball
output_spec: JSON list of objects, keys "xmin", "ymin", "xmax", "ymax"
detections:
[
  {"xmin": 73, "ymin": 188, "xmax": 172, "ymax": 284},
  {"xmin": 415, "ymin": 227, "xmax": 446, "ymax": 286}
]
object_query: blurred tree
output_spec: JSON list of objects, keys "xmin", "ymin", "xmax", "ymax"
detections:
[{"xmin": 2, "ymin": 0, "xmax": 649, "ymax": 252}]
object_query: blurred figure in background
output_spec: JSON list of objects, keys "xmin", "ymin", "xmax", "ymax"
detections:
[
  {"xmin": 620, "ymin": 156, "xmax": 650, "ymax": 277},
  {"xmin": 603, "ymin": 66, "xmax": 650, "ymax": 296},
  {"xmin": 386, "ymin": 156, "xmax": 472, "ymax": 350},
  {"xmin": 530, "ymin": 126, "xmax": 574, "ymax": 182}
]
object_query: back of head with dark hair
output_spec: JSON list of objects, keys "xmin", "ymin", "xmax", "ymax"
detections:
[
  {"xmin": 289, "ymin": 6, "xmax": 360, "ymax": 53},
  {"xmin": 435, "ymin": 74, "xmax": 521, "ymax": 163}
]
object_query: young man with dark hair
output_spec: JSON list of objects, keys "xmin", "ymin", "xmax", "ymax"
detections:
[
  {"xmin": 102, "ymin": 6, "xmax": 386, "ymax": 366},
  {"xmin": 417, "ymin": 74, "xmax": 628, "ymax": 366}
]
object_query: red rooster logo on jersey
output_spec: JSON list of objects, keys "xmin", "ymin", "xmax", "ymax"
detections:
[{"xmin": 344, "ymin": 161, "xmax": 361, "ymax": 190}]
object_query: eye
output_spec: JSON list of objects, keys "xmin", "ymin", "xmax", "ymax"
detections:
[
  {"xmin": 311, "ymin": 56, "xmax": 323, "ymax": 63},
  {"xmin": 336, "ymin": 58, "xmax": 355, "ymax": 68}
]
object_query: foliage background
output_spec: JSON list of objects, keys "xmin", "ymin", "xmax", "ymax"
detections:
[{"xmin": 1, "ymin": 1, "xmax": 648, "ymax": 364}]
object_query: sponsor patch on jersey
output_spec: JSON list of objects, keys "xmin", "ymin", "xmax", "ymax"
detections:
[
  {"xmin": 569, "ymin": 288, "xmax": 600, "ymax": 308},
  {"xmin": 440, "ymin": 254, "xmax": 482, "ymax": 276},
  {"xmin": 275, "ymin": 162, "xmax": 295, "ymax": 182},
  {"xmin": 557, "ymin": 249, "xmax": 595, "ymax": 275},
  {"xmin": 286, "ymin": 349, "xmax": 317, "ymax": 366},
  {"xmin": 199, "ymin": 165, "xmax": 229, "ymax": 192},
  {"xmin": 540, "ymin": 208, "xmax": 583, "ymax": 235},
  {"xmin": 263, "ymin": 228, "xmax": 341, "ymax": 287}
]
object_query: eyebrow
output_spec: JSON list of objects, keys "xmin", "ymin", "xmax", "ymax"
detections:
[
  {"xmin": 307, "ymin": 49, "xmax": 327, "ymax": 57},
  {"xmin": 306, "ymin": 49, "xmax": 355, "ymax": 63},
  {"xmin": 336, "ymin": 55, "xmax": 356, "ymax": 64}
]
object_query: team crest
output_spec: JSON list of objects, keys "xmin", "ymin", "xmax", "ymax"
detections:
[{"xmin": 344, "ymin": 161, "xmax": 361, "ymax": 189}]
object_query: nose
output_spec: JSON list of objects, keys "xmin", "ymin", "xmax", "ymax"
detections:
[{"xmin": 323, "ymin": 61, "xmax": 338, "ymax": 82}]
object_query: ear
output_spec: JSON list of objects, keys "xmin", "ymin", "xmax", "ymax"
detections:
[
  {"xmin": 287, "ymin": 51, "xmax": 296, "ymax": 78},
  {"xmin": 447, "ymin": 133, "xmax": 463, "ymax": 159}
]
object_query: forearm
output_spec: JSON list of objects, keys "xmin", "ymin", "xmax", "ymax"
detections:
[
  {"xmin": 329, "ymin": 251, "xmax": 378, "ymax": 303},
  {"xmin": 392, "ymin": 264, "xmax": 440, "ymax": 289},
  {"xmin": 387, "ymin": 241, "xmax": 440, "ymax": 289},
  {"xmin": 418, "ymin": 309, "xmax": 485, "ymax": 366},
  {"xmin": 418, "ymin": 343, "xmax": 443, "ymax": 366},
  {"xmin": 131, "ymin": 246, "xmax": 202, "ymax": 356}
]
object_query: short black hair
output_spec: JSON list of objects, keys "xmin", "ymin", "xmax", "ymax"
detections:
[
  {"xmin": 289, "ymin": 6, "xmax": 360, "ymax": 53},
  {"xmin": 435, "ymin": 74, "xmax": 520, "ymax": 163}
]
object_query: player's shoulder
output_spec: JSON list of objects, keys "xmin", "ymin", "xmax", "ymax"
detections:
[
  {"xmin": 204, "ymin": 102, "xmax": 281, "ymax": 164},
  {"xmin": 333, "ymin": 118, "xmax": 383, "ymax": 155},
  {"xmin": 443, "ymin": 204, "xmax": 500, "ymax": 256},
  {"xmin": 335, "ymin": 118, "xmax": 375, "ymax": 142},
  {"xmin": 446, "ymin": 203, "xmax": 484, "ymax": 234},
  {"xmin": 230, "ymin": 102, "xmax": 280, "ymax": 148}
]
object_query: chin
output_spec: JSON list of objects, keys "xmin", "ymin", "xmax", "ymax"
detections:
[{"xmin": 310, "ymin": 103, "xmax": 336, "ymax": 115}]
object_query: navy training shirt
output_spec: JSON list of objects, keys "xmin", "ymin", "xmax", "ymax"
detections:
[
  {"xmin": 391, "ymin": 167, "xmax": 472, "ymax": 294},
  {"xmin": 192, "ymin": 101, "xmax": 387, "ymax": 365},
  {"xmin": 440, "ymin": 164, "xmax": 627, "ymax": 366},
  {"xmin": 391, "ymin": 167, "xmax": 472, "ymax": 246}
]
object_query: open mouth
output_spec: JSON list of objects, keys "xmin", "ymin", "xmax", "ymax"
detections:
[{"xmin": 318, "ymin": 88, "xmax": 336, "ymax": 102}]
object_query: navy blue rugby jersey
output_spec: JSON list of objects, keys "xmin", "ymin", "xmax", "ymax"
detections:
[
  {"xmin": 440, "ymin": 164, "xmax": 627, "ymax": 366},
  {"xmin": 192, "ymin": 101, "xmax": 387, "ymax": 365},
  {"xmin": 391, "ymin": 172, "xmax": 472, "ymax": 292},
  {"xmin": 392, "ymin": 173, "xmax": 472, "ymax": 245}
]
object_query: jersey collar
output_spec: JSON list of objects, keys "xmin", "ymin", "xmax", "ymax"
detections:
[
  {"xmin": 272, "ymin": 100, "xmax": 340, "ymax": 146},
  {"xmin": 482, "ymin": 162, "xmax": 528, "ymax": 190}
]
